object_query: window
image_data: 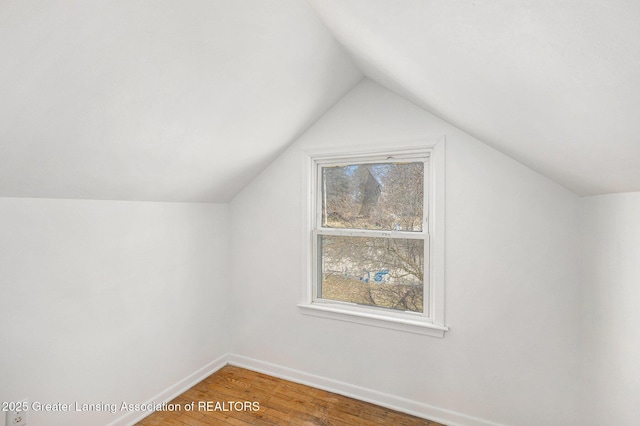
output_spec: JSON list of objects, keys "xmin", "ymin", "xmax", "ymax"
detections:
[{"xmin": 299, "ymin": 140, "xmax": 448, "ymax": 337}]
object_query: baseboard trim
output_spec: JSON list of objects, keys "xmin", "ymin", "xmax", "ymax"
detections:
[
  {"xmin": 107, "ymin": 353, "xmax": 228, "ymax": 426},
  {"xmin": 227, "ymin": 354, "xmax": 503, "ymax": 426},
  {"xmin": 108, "ymin": 353, "xmax": 502, "ymax": 426}
]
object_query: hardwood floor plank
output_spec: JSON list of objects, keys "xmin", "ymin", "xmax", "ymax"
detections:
[{"xmin": 136, "ymin": 366, "xmax": 443, "ymax": 426}]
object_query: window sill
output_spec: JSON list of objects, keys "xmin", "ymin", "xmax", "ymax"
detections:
[{"xmin": 298, "ymin": 303, "xmax": 448, "ymax": 338}]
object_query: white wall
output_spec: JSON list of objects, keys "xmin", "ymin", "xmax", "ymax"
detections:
[
  {"xmin": 229, "ymin": 79, "xmax": 582, "ymax": 425},
  {"xmin": 581, "ymin": 193, "xmax": 640, "ymax": 425},
  {"xmin": 0, "ymin": 198, "xmax": 230, "ymax": 426},
  {"xmin": 0, "ymin": 79, "xmax": 597, "ymax": 426}
]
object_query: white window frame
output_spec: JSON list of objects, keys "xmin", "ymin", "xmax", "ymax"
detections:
[{"xmin": 299, "ymin": 138, "xmax": 448, "ymax": 337}]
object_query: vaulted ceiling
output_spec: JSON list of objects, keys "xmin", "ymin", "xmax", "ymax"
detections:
[
  {"xmin": 0, "ymin": 0, "xmax": 361, "ymax": 202},
  {"xmin": 1, "ymin": 0, "xmax": 639, "ymax": 201},
  {"xmin": 309, "ymin": 0, "xmax": 640, "ymax": 196}
]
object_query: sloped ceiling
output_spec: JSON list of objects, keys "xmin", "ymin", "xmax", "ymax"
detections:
[
  {"xmin": 309, "ymin": 0, "xmax": 640, "ymax": 196},
  {"xmin": 0, "ymin": 0, "xmax": 361, "ymax": 202},
  {"xmin": 2, "ymin": 1, "xmax": 639, "ymax": 202}
]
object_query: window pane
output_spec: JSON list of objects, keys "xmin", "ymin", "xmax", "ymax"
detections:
[
  {"xmin": 319, "ymin": 235, "xmax": 424, "ymax": 313},
  {"xmin": 322, "ymin": 162, "xmax": 423, "ymax": 231}
]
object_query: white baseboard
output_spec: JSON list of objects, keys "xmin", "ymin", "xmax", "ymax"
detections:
[
  {"xmin": 107, "ymin": 353, "xmax": 228, "ymax": 426},
  {"xmin": 107, "ymin": 353, "xmax": 502, "ymax": 426},
  {"xmin": 227, "ymin": 354, "xmax": 503, "ymax": 426}
]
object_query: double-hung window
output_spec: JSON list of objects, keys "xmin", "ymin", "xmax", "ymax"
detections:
[{"xmin": 300, "ymin": 140, "xmax": 448, "ymax": 337}]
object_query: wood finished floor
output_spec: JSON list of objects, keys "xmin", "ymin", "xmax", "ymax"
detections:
[{"xmin": 136, "ymin": 365, "xmax": 445, "ymax": 426}]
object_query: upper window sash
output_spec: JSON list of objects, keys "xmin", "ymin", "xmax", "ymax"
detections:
[{"xmin": 314, "ymin": 157, "xmax": 429, "ymax": 234}]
